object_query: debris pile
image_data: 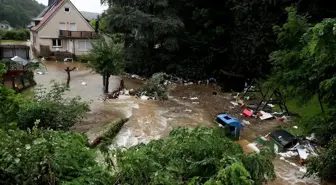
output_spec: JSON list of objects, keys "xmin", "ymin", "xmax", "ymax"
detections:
[
  {"xmin": 101, "ymin": 73, "xmax": 169, "ymax": 101},
  {"xmin": 230, "ymin": 91, "xmax": 291, "ymax": 122},
  {"xmin": 253, "ymin": 130, "xmax": 320, "ymax": 170},
  {"xmin": 136, "ymin": 72, "xmax": 169, "ymax": 100},
  {"xmin": 124, "ymin": 73, "xmax": 217, "ymax": 85}
]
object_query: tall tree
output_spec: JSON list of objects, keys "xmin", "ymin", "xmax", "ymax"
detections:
[
  {"xmin": 269, "ymin": 7, "xmax": 336, "ymax": 109},
  {"xmin": 269, "ymin": 8, "xmax": 336, "ymax": 180},
  {"xmin": 0, "ymin": 0, "xmax": 45, "ymax": 28},
  {"xmin": 102, "ymin": 0, "xmax": 336, "ymax": 80},
  {"xmin": 87, "ymin": 36, "xmax": 125, "ymax": 93},
  {"xmin": 104, "ymin": 0, "xmax": 184, "ymax": 76}
]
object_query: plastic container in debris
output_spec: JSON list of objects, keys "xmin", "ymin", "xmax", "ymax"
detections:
[
  {"xmin": 269, "ymin": 130, "xmax": 297, "ymax": 153},
  {"xmin": 213, "ymin": 114, "xmax": 243, "ymax": 140}
]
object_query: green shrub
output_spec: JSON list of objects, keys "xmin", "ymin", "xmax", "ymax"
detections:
[
  {"xmin": 0, "ymin": 86, "xmax": 24, "ymax": 127},
  {"xmin": 17, "ymin": 82, "xmax": 90, "ymax": 130},
  {"xmin": 0, "ymin": 29, "xmax": 30, "ymax": 41},
  {"xmin": 111, "ymin": 127, "xmax": 276, "ymax": 185},
  {"xmin": 0, "ymin": 125, "xmax": 114, "ymax": 185},
  {"xmin": 139, "ymin": 72, "xmax": 169, "ymax": 100},
  {"xmin": 77, "ymin": 55, "xmax": 90, "ymax": 63},
  {"xmin": 305, "ymin": 138, "xmax": 336, "ymax": 181}
]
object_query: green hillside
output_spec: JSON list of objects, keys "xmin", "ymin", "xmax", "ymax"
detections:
[{"xmin": 0, "ymin": 0, "xmax": 45, "ymax": 28}]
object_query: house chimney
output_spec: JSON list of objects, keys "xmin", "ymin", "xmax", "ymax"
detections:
[
  {"xmin": 48, "ymin": 0, "xmax": 59, "ymax": 6},
  {"xmin": 48, "ymin": 0, "xmax": 54, "ymax": 6}
]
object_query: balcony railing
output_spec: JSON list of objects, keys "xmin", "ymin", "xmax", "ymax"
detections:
[{"xmin": 59, "ymin": 30, "xmax": 97, "ymax": 39}]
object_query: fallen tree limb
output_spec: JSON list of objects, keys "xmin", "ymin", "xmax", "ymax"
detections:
[{"xmin": 88, "ymin": 118, "xmax": 129, "ymax": 148}]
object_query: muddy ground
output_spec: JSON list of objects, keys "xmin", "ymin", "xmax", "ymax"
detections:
[{"xmin": 33, "ymin": 61, "xmax": 325, "ymax": 185}]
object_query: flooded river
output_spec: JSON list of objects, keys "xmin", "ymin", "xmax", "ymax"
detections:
[{"xmin": 33, "ymin": 61, "xmax": 326, "ymax": 185}]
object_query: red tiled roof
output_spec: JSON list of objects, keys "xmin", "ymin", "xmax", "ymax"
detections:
[{"xmin": 31, "ymin": 0, "xmax": 65, "ymax": 31}]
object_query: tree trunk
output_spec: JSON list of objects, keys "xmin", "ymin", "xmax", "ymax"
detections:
[
  {"xmin": 318, "ymin": 91, "xmax": 324, "ymax": 113},
  {"xmin": 104, "ymin": 74, "xmax": 110, "ymax": 93},
  {"xmin": 119, "ymin": 78, "xmax": 124, "ymax": 91},
  {"xmin": 102, "ymin": 74, "xmax": 106, "ymax": 93},
  {"xmin": 66, "ymin": 70, "xmax": 70, "ymax": 87},
  {"xmin": 65, "ymin": 67, "xmax": 76, "ymax": 87}
]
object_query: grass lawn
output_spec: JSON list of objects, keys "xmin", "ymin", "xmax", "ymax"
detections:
[
  {"xmin": 280, "ymin": 95, "xmax": 322, "ymax": 118},
  {"xmin": 275, "ymin": 95, "xmax": 323, "ymax": 136}
]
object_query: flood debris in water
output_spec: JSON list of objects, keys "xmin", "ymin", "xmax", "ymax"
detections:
[
  {"xmin": 136, "ymin": 72, "xmax": 169, "ymax": 100},
  {"xmin": 252, "ymin": 129, "xmax": 321, "ymax": 177}
]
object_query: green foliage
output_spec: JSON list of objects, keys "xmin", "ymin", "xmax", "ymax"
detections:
[
  {"xmin": 105, "ymin": 0, "xmax": 184, "ymax": 77},
  {"xmin": 305, "ymin": 137, "xmax": 336, "ymax": 180},
  {"xmin": 89, "ymin": 15, "xmax": 109, "ymax": 33},
  {"xmin": 103, "ymin": 0, "xmax": 336, "ymax": 80},
  {"xmin": 77, "ymin": 55, "xmax": 90, "ymax": 63},
  {"xmin": 298, "ymin": 110, "xmax": 336, "ymax": 145},
  {"xmin": 204, "ymin": 160, "xmax": 254, "ymax": 185},
  {"xmin": 0, "ymin": 29, "xmax": 30, "ymax": 41},
  {"xmin": 269, "ymin": 7, "xmax": 336, "ymax": 181},
  {"xmin": 87, "ymin": 35, "xmax": 125, "ymax": 92},
  {"xmin": 0, "ymin": 63, "xmax": 23, "ymax": 126},
  {"xmin": 0, "ymin": 62, "xmax": 5, "ymax": 81},
  {"xmin": 0, "ymin": 0, "xmax": 45, "ymax": 28},
  {"xmin": 17, "ymin": 82, "xmax": 90, "ymax": 130},
  {"xmin": 0, "ymin": 124, "xmax": 114, "ymax": 185},
  {"xmin": 0, "ymin": 87, "xmax": 23, "ymax": 126},
  {"xmin": 97, "ymin": 118, "xmax": 129, "ymax": 152},
  {"xmin": 110, "ymin": 127, "xmax": 275, "ymax": 185},
  {"xmin": 87, "ymin": 36, "xmax": 125, "ymax": 76},
  {"xmin": 269, "ymin": 7, "xmax": 336, "ymax": 107},
  {"xmin": 139, "ymin": 72, "xmax": 169, "ymax": 100},
  {"xmin": 21, "ymin": 70, "xmax": 36, "ymax": 85}
]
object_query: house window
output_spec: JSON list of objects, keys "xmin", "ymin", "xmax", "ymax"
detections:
[
  {"xmin": 70, "ymin": 23, "xmax": 76, "ymax": 31},
  {"xmin": 78, "ymin": 40, "xmax": 92, "ymax": 51},
  {"xmin": 52, "ymin": 39, "xmax": 62, "ymax": 47},
  {"xmin": 59, "ymin": 22, "xmax": 66, "ymax": 30},
  {"xmin": 65, "ymin": 7, "xmax": 70, "ymax": 12}
]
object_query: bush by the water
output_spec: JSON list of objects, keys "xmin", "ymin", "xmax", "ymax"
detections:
[
  {"xmin": 138, "ymin": 72, "xmax": 169, "ymax": 100},
  {"xmin": 0, "ymin": 125, "xmax": 276, "ymax": 185},
  {"xmin": 306, "ymin": 137, "xmax": 336, "ymax": 180},
  {"xmin": 0, "ymin": 125, "xmax": 113, "ymax": 185},
  {"xmin": 110, "ymin": 127, "xmax": 276, "ymax": 185},
  {"xmin": 0, "ymin": 29, "xmax": 30, "ymax": 41},
  {"xmin": 17, "ymin": 82, "xmax": 90, "ymax": 130}
]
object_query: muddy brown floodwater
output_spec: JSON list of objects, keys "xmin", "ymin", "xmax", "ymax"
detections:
[{"xmin": 33, "ymin": 61, "xmax": 327, "ymax": 185}]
